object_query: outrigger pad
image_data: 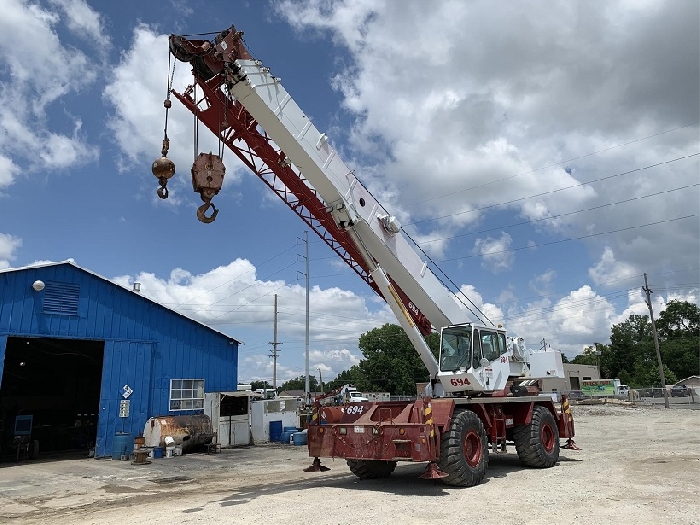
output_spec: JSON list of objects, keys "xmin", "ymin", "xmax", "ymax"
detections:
[
  {"xmin": 562, "ymin": 438, "xmax": 581, "ymax": 450},
  {"xmin": 419, "ymin": 462, "xmax": 448, "ymax": 480},
  {"xmin": 304, "ymin": 457, "xmax": 330, "ymax": 472}
]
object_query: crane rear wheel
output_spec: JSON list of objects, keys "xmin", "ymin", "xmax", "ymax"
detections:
[{"xmin": 346, "ymin": 459, "xmax": 397, "ymax": 479}]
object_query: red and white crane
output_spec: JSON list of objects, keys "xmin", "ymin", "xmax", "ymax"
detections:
[{"xmin": 155, "ymin": 25, "xmax": 577, "ymax": 486}]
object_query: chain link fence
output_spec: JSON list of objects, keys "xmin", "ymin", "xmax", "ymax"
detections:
[{"xmin": 555, "ymin": 387, "xmax": 699, "ymax": 407}]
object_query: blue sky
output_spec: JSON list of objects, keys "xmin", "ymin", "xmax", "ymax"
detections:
[{"xmin": 1, "ymin": 0, "xmax": 698, "ymax": 387}]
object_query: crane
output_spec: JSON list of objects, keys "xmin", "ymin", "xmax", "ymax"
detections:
[{"xmin": 156, "ymin": 25, "xmax": 577, "ymax": 487}]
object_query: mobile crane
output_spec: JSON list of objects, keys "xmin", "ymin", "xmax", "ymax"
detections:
[{"xmin": 156, "ymin": 24, "xmax": 577, "ymax": 487}]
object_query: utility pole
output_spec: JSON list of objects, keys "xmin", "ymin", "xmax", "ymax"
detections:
[
  {"xmin": 316, "ymin": 366, "xmax": 323, "ymax": 393},
  {"xmin": 269, "ymin": 294, "xmax": 282, "ymax": 392},
  {"xmin": 643, "ymin": 273, "xmax": 669, "ymax": 409},
  {"xmin": 304, "ymin": 231, "xmax": 310, "ymax": 404}
]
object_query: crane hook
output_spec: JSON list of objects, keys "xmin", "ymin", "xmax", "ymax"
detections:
[{"xmin": 197, "ymin": 200, "xmax": 219, "ymax": 223}]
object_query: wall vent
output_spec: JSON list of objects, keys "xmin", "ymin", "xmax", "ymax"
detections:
[{"xmin": 42, "ymin": 281, "xmax": 80, "ymax": 315}]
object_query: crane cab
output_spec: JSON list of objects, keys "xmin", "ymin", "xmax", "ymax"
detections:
[{"xmin": 437, "ymin": 324, "xmax": 513, "ymax": 394}]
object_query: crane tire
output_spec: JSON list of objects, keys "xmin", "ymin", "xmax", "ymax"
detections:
[
  {"xmin": 513, "ymin": 405, "xmax": 560, "ymax": 468},
  {"xmin": 346, "ymin": 459, "xmax": 397, "ymax": 479},
  {"xmin": 439, "ymin": 409, "xmax": 489, "ymax": 487}
]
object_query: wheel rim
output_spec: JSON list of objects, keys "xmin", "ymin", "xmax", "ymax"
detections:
[
  {"xmin": 541, "ymin": 423, "xmax": 555, "ymax": 453},
  {"xmin": 463, "ymin": 429, "xmax": 482, "ymax": 467}
]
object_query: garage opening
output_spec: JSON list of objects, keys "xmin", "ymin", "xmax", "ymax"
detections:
[{"xmin": 0, "ymin": 337, "xmax": 104, "ymax": 461}]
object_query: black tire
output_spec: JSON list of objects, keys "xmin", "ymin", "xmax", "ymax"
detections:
[
  {"xmin": 438, "ymin": 409, "xmax": 489, "ymax": 487},
  {"xmin": 346, "ymin": 459, "xmax": 397, "ymax": 479},
  {"xmin": 513, "ymin": 405, "xmax": 560, "ymax": 468}
]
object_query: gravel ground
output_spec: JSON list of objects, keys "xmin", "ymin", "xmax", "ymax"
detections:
[{"xmin": 0, "ymin": 403, "xmax": 698, "ymax": 525}]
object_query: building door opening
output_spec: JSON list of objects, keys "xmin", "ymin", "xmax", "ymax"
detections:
[
  {"xmin": 570, "ymin": 376, "xmax": 581, "ymax": 390},
  {"xmin": 0, "ymin": 337, "xmax": 105, "ymax": 460}
]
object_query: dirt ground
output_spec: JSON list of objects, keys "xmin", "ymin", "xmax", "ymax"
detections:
[{"xmin": 0, "ymin": 404, "xmax": 698, "ymax": 525}]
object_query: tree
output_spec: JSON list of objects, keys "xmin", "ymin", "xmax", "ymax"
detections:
[
  {"xmin": 250, "ymin": 380, "xmax": 272, "ymax": 391},
  {"xmin": 656, "ymin": 301, "xmax": 700, "ymax": 380},
  {"xmin": 656, "ymin": 300, "xmax": 700, "ymax": 339},
  {"xmin": 353, "ymin": 324, "xmax": 438, "ymax": 395},
  {"xmin": 279, "ymin": 375, "xmax": 319, "ymax": 393}
]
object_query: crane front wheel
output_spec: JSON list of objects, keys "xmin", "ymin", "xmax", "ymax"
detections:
[
  {"xmin": 439, "ymin": 409, "xmax": 489, "ymax": 487},
  {"xmin": 513, "ymin": 405, "xmax": 560, "ymax": 468}
]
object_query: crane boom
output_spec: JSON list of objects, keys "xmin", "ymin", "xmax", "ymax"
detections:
[{"xmin": 165, "ymin": 26, "xmax": 565, "ymax": 395}]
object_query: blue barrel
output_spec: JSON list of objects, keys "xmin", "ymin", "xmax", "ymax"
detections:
[
  {"xmin": 269, "ymin": 420, "xmax": 283, "ymax": 442},
  {"xmin": 280, "ymin": 430, "xmax": 294, "ymax": 444},
  {"xmin": 153, "ymin": 447, "xmax": 163, "ymax": 459},
  {"xmin": 292, "ymin": 432, "xmax": 307, "ymax": 446},
  {"xmin": 111, "ymin": 432, "xmax": 131, "ymax": 460},
  {"xmin": 283, "ymin": 426, "xmax": 298, "ymax": 432}
]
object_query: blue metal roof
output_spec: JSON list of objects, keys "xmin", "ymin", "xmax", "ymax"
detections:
[{"xmin": 0, "ymin": 260, "xmax": 241, "ymax": 343}]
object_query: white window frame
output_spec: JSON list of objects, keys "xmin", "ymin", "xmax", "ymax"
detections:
[{"xmin": 169, "ymin": 379, "xmax": 205, "ymax": 411}]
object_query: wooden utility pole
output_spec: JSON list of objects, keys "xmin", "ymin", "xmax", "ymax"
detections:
[
  {"xmin": 642, "ymin": 273, "xmax": 669, "ymax": 409},
  {"xmin": 269, "ymin": 294, "xmax": 282, "ymax": 391}
]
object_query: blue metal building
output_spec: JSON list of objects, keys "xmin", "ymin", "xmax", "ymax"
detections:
[{"xmin": 0, "ymin": 261, "xmax": 239, "ymax": 458}]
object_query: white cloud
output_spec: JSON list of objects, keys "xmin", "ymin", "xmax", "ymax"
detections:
[
  {"xmin": 472, "ymin": 232, "xmax": 514, "ymax": 274},
  {"xmin": 0, "ymin": 0, "xmax": 100, "ymax": 187},
  {"xmin": 111, "ymin": 259, "xmax": 392, "ymax": 381},
  {"xmin": 530, "ymin": 270, "xmax": 557, "ymax": 296},
  {"xmin": 589, "ymin": 247, "xmax": 639, "ymax": 285},
  {"xmin": 48, "ymin": 0, "xmax": 107, "ymax": 44},
  {"xmin": 0, "ymin": 155, "xmax": 19, "ymax": 190},
  {"xmin": 270, "ymin": 0, "xmax": 698, "ymax": 365},
  {"xmin": 0, "ymin": 232, "xmax": 22, "ymax": 269}
]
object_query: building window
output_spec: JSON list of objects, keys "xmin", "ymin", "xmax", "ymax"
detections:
[{"xmin": 169, "ymin": 379, "xmax": 204, "ymax": 410}]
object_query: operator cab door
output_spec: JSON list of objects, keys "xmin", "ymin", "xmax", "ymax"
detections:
[{"xmin": 474, "ymin": 328, "xmax": 509, "ymax": 391}]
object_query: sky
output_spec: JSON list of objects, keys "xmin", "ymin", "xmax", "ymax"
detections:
[{"xmin": 1, "ymin": 0, "xmax": 698, "ymax": 388}]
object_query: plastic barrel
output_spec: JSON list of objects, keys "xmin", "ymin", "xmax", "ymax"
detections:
[
  {"xmin": 292, "ymin": 432, "xmax": 307, "ymax": 446},
  {"xmin": 111, "ymin": 432, "xmax": 131, "ymax": 460},
  {"xmin": 280, "ymin": 430, "xmax": 294, "ymax": 444},
  {"xmin": 283, "ymin": 426, "xmax": 298, "ymax": 432},
  {"xmin": 153, "ymin": 447, "xmax": 163, "ymax": 459},
  {"xmin": 269, "ymin": 420, "xmax": 283, "ymax": 442}
]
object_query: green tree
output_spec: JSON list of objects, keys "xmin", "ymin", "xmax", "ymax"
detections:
[
  {"xmin": 353, "ymin": 324, "xmax": 438, "ymax": 395},
  {"xmin": 279, "ymin": 375, "xmax": 319, "ymax": 392},
  {"xmin": 250, "ymin": 380, "xmax": 272, "ymax": 390},
  {"xmin": 656, "ymin": 301, "xmax": 700, "ymax": 380}
]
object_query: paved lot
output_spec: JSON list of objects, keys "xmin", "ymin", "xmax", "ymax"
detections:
[{"xmin": 0, "ymin": 404, "xmax": 698, "ymax": 525}]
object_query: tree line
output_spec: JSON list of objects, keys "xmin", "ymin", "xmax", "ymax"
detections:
[{"xmin": 571, "ymin": 300, "xmax": 699, "ymax": 387}]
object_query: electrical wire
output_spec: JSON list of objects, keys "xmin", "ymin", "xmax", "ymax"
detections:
[{"xmin": 405, "ymin": 122, "xmax": 699, "ymax": 208}]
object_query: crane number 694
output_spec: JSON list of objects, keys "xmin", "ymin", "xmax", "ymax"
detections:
[{"xmin": 450, "ymin": 377, "xmax": 471, "ymax": 386}]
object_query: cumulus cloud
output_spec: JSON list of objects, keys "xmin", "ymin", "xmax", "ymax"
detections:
[
  {"xmin": 472, "ymin": 232, "xmax": 514, "ymax": 274},
  {"xmin": 271, "ymin": 0, "xmax": 698, "ymax": 360},
  {"xmin": 0, "ymin": 233, "xmax": 22, "ymax": 269},
  {"xmin": 274, "ymin": 0, "xmax": 698, "ymax": 284},
  {"xmin": 111, "ymin": 259, "xmax": 393, "ymax": 381},
  {"xmin": 589, "ymin": 247, "xmax": 639, "ymax": 285},
  {"xmin": 48, "ymin": 0, "xmax": 107, "ymax": 45},
  {"xmin": 0, "ymin": 0, "xmax": 100, "ymax": 189}
]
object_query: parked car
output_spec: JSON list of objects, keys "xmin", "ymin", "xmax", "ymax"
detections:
[{"xmin": 670, "ymin": 384, "xmax": 691, "ymax": 397}]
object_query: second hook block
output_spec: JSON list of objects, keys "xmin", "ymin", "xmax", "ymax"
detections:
[{"xmin": 191, "ymin": 152, "xmax": 226, "ymax": 203}]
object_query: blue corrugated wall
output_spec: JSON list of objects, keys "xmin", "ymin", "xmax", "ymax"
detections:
[{"xmin": 0, "ymin": 263, "xmax": 238, "ymax": 457}]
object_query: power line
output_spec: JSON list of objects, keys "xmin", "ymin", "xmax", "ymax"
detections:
[
  {"xmin": 420, "ymin": 181, "xmax": 699, "ymax": 245},
  {"xmin": 409, "ymin": 152, "xmax": 699, "ymax": 228},
  {"xmin": 440, "ymin": 213, "xmax": 697, "ymax": 263},
  {"xmin": 406, "ymin": 122, "xmax": 699, "ymax": 208}
]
